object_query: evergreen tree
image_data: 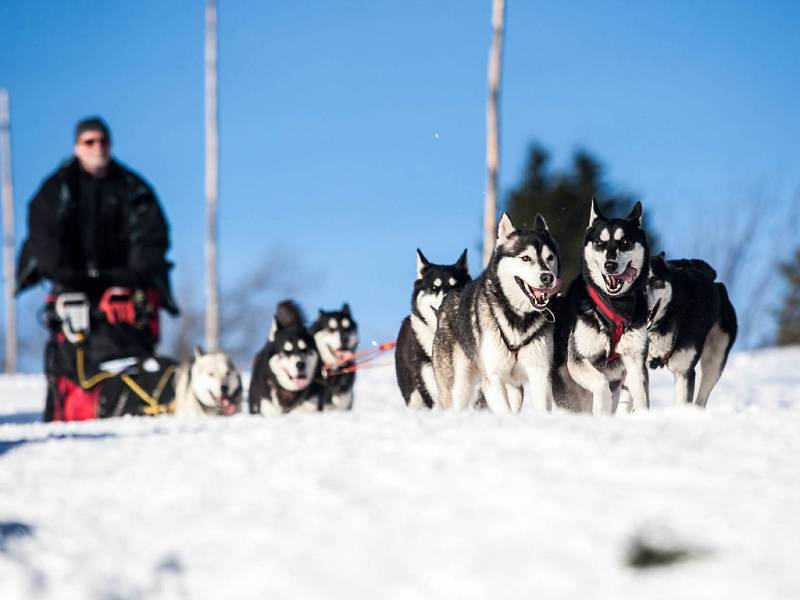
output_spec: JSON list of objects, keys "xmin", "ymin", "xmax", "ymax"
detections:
[
  {"xmin": 506, "ymin": 145, "xmax": 656, "ymax": 284},
  {"xmin": 775, "ymin": 247, "xmax": 800, "ymax": 346}
]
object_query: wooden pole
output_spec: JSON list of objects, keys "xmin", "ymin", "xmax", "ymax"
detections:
[
  {"xmin": 483, "ymin": 0, "xmax": 506, "ymax": 267},
  {"xmin": 204, "ymin": 0, "xmax": 220, "ymax": 351},
  {"xmin": 0, "ymin": 89, "xmax": 16, "ymax": 373}
]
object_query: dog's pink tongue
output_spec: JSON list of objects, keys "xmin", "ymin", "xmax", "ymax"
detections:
[
  {"xmin": 221, "ymin": 399, "xmax": 237, "ymax": 416},
  {"xmin": 614, "ymin": 266, "xmax": 639, "ymax": 283},
  {"xmin": 531, "ymin": 278, "xmax": 562, "ymax": 299}
]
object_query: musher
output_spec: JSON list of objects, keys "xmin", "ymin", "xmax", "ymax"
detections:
[{"xmin": 16, "ymin": 117, "xmax": 179, "ymax": 421}]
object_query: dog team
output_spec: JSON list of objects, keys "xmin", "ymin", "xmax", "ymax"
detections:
[
  {"xmin": 396, "ymin": 199, "xmax": 737, "ymax": 415},
  {"xmin": 175, "ymin": 302, "xmax": 358, "ymax": 416},
  {"xmin": 181, "ymin": 198, "xmax": 736, "ymax": 417}
]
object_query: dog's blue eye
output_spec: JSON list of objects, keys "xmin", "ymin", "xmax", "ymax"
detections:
[{"xmin": 521, "ymin": 256, "xmax": 531, "ymax": 262}]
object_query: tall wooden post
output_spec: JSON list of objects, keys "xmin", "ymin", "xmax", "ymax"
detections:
[
  {"xmin": 483, "ymin": 0, "xmax": 506, "ymax": 267},
  {"xmin": 205, "ymin": 0, "xmax": 220, "ymax": 351},
  {"xmin": 0, "ymin": 89, "xmax": 16, "ymax": 373}
]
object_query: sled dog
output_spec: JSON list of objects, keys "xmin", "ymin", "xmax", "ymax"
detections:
[
  {"xmin": 552, "ymin": 199, "xmax": 650, "ymax": 415},
  {"xmin": 312, "ymin": 303, "xmax": 359, "ymax": 410},
  {"xmin": 249, "ymin": 300, "xmax": 322, "ymax": 415},
  {"xmin": 173, "ymin": 347, "xmax": 242, "ymax": 416},
  {"xmin": 646, "ymin": 253, "xmax": 737, "ymax": 407},
  {"xmin": 432, "ymin": 214, "xmax": 561, "ymax": 413},
  {"xmin": 395, "ymin": 248, "xmax": 471, "ymax": 409}
]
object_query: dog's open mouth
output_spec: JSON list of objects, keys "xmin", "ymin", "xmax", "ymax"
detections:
[
  {"xmin": 210, "ymin": 394, "xmax": 238, "ymax": 416},
  {"xmin": 284, "ymin": 371, "xmax": 311, "ymax": 390},
  {"xmin": 602, "ymin": 263, "xmax": 639, "ymax": 295},
  {"xmin": 516, "ymin": 276, "xmax": 562, "ymax": 310},
  {"xmin": 220, "ymin": 397, "xmax": 237, "ymax": 416}
]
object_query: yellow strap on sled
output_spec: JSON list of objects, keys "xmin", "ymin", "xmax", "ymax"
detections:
[
  {"xmin": 121, "ymin": 374, "xmax": 163, "ymax": 415},
  {"xmin": 76, "ymin": 346, "xmax": 117, "ymax": 389},
  {"xmin": 75, "ymin": 346, "xmax": 177, "ymax": 415}
]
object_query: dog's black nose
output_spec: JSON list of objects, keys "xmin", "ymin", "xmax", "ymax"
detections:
[
  {"xmin": 604, "ymin": 260, "xmax": 618, "ymax": 274},
  {"xmin": 220, "ymin": 384, "xmax": 229, "ymax": 395},
  {"xmin": 296, "ymin": 361, "xmax": 306, "ymax": 371},
  {"xmin": 540, "ymin": 272, "xmax": 554, "ymax": 287}
]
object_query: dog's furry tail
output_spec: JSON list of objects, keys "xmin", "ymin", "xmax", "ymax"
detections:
[{"xmin": 275, "ymin": 300, "xmax": 305, "ymax": 328}]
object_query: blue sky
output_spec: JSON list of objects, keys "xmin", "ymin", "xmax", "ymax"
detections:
[{"xmin": 1, "ymin": 1, "xmax": 799, "ymax": 367}]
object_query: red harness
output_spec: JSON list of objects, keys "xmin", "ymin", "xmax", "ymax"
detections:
[
  {"xmin": 321, "ymin": 340, "xmax": 396, "ymax": 377},
  {"xmin": 586, "ymin": 285, "xmax": 628, "ymax": 363}
]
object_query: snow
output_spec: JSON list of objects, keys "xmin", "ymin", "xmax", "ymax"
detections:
[{"xmin": 1, "ymin": 348, "xmax": 799, "ymax": 599}]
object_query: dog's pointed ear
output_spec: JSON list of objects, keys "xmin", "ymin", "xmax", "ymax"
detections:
[
  {"xmin": 455, "ymin": 248, "xmax": 468, "ymax": 272},
  {"xmin": 193, "ymin": 345, "xmax": 204, "ymax": 359},
  {"xmin": 341, "ymin": 303, "xmax": 351, "ymax": 316},
  {"xmin": 268, "ymin": 317, "xmax": 279, "ymax": 342},
  {"xmin": 627, "ymin": 201, "xmax": 643, "ymax": 226},
  {"xmin": 497, "ymin": 212, "xmax": 516, "ymax": 244},
  {"xmin": 650, "ymin": 254, "xmax": 668, "ymax": 278},
  {"xmin": 416, "ymin": 248, "xmax": 430, "ymax": 280},
  {"xmin": 588, "ymin": 197, "xmax": 604, "ymax": 228},
  {"xmin": 534, "ymin": 213, "xmax": 550, "ymax": 233}
]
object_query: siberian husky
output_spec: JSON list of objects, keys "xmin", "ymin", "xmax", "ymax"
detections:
[
  {"xmin": 248, "ymin": 300, "xmax": 322, "ymax": 415},
  {"xmin": 395, "ymin": 248, "xmax": 471, "ymax": 409},
  {"xmin": 312, "ymin": 303, "xmax": 359, "ymax": 410},
  {"xmin": 646, "ymin": 254, "xmax": 737, "ymax": 407},
  {"xmin": 552, "ymin": 199, "xmax": 650, "ymax": 415},
  {"xmin": 432, "ymin": 214, "xmax": 561, "ymax": 413},
  {"xmin": 173, "ymin": 347, "xmax": 242, "ymax": 416}
]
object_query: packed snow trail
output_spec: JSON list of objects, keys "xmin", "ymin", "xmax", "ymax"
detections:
[{"xmin": 1, "ymin": 348, "xmax": 799, "ymax": 599}]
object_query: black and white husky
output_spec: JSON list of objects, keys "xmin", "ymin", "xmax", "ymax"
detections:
[
  {"xmin": 248, "ymin": 300, "xmax": 322, "ymax": 415},
  {"xmin": 553, "ymin": 199, "xmax": 650, "ymax": 415},
  {"xmin": 395, "ymin": 249, "xmax": 471, "ymax": 409},
  {"xmin": 312, "ymin": 304, "xmax": 359, "ymax": 411},
  {"xmin": 174, "ymin": 347, "xmax": 243, "ymax": 416},
  {"xmin": 646, "ymin": 254, "xmax": 737, "ymax": 407},
  {"xmin": 432, "ymin": 214, "xmax": 561, "ymax": 413}
]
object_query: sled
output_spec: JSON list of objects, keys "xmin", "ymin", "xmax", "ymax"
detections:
[{"xmin": 43, "ymin": 288, "xmax": 178, "ymax": 422}]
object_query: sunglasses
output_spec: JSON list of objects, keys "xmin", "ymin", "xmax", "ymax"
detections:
[{"xmin": 79, "ymin": 137, "xmax": 109, "ymax": 147}]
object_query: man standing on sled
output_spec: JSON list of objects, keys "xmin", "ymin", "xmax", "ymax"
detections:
[{"xmin": 15, "ymin": 117, "xmax": 179, "ymax": 421}]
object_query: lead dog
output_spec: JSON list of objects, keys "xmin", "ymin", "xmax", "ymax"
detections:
[
  {"xmin": 552, "ymin": 199, "xmax": 650, "ymax": 415},
  {"xmin": 646, "ymin": 253, "xmax": 737, "ymax": 407},
  {"xmin": 173, "ymin": 347, "xmax": 243, "ymax": 416},
  {"xmin": 432, "ymin": 214, "xmax": 561, "ymax": 413}
]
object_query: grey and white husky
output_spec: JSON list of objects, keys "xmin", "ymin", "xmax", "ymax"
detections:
[
  {"xmin": 646, "ymin": 253, "xmax": 737, "ymax": 407},
  {"xmin": 312, "ymin": 303, "xmax": 359, "ymax": 411},
  {"xmin": 174, "ymin": 347, "xmax": 243, "ymax": 416},
  {"xmin": 552, "ymin": 199, "xmax": 650, "ymax": 415},
  {"xmin": 395, "ymin": 249, "xmax": 471, "ymax": 409},
  {"xmin": 432, "ymin": 214, "xmax": 561, "ymax": 413}
]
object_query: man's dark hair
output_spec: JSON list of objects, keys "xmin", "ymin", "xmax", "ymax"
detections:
[{"xmin": 74, "ymin": 117, "xmax": 111, "ymax": 142}]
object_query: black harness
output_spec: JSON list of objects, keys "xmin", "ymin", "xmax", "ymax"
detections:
[{"xmin": 483, "ymin": 286, "xmax": 554, "ymax": 358}]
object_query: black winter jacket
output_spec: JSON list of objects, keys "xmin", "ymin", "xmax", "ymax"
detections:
[{"xmin": 16, "ymin": 158, "xmax": 179, "ymax": 314}]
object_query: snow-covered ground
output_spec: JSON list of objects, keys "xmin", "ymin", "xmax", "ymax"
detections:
[{"xmin": 1, "ymin": 347, "xmax": 799, "ymax": 599}]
